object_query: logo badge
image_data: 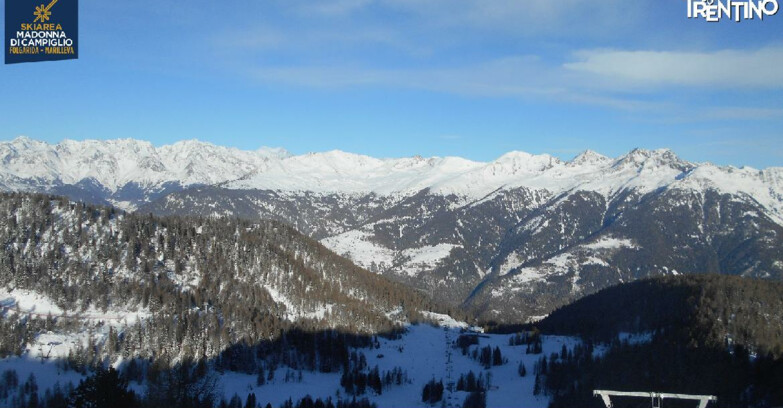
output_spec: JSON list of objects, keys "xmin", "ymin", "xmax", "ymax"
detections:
[
  {"xmin": 5, "ymin": 0, "xmax": 78, "ymax": 64},
  {"xmin": 687, "ymin": 0, "xmax": 779, "ymax": 22}
]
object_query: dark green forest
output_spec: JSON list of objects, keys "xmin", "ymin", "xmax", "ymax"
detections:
[{"xmin": 536, "ymin": 275, "xmax": 783, "ymax": 408}]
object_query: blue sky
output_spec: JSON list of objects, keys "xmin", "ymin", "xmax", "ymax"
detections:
[{"xmin": 1, "ymin": 0, "xmax": 782, "ymax": 167}]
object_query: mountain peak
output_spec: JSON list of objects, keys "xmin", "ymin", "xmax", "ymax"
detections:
[
  {"xmin": 491, "ymin": 151, "xmax": 561, "ymax": 173},
  {"xmin": 257, "ymin": 146, "xmax": 291, "ymax": 159},
  {"xmin": 10, "ymin": 136, "xmax": 46, "ymax": 149},
  {"xmin": 167, "ymin": 139, "xmax": 220, "ymax": 150},
  {"xmin": 569, "ymin": 150, "xmax": 611, "ymax": 166},
  {"xmin": 614, "ymin": 148, "xmax": 691, "ymax": 171},
  {"xmin": 495, "ymin": 150, "xmax": 535, "ymax": 161},
  {"xmin": 12, "ymin": 135, "xmax": 34, "ymax": 143},
  {"xmin": 309, "ymin": 149, "xmax": 379, "ymax": 163}
]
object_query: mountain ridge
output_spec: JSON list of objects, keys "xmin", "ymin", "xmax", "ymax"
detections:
[
  {"xmin": 3, "ymin": 137, "xmax": 783, "ymax": 323},
  {"xmin": 2, "ymin": 137, "xmax": 781, "ymax": 220}
]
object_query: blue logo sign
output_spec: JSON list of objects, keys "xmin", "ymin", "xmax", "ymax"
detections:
[{"xmin": 5, "ymin": 0, "xmax": 78, "ymax": 64}]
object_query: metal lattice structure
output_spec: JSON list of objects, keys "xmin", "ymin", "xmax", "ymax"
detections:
[{"xmin": 594, "ymin": 390, "xmax": 717, "ymax": 408}]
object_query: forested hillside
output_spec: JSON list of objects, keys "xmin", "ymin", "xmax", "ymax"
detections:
[
  {"xmin": 0, "ymin": 192, "xmax": 444, "ymax": 366},
  {"xmin": 534, "ymin": 275, "xmax": 783, "ymax": 408},
  {"xmin": 539, "ymin": 274, "xmax": 783, "ymax": 355}
]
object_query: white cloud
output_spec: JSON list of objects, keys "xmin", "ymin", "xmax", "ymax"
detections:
[
  {"xmin": 244, "ymin": 56, "xmax": 666, "ymax": 112},
  {"xmin": 564, "ymin": 47, "xmax": 783, "ymax": 89},
  {"xmin": 243, "ymin": 52, "xmax": 781, "ymax": 118},
  {"xmin": 206, "ymin": 1, "xmax": 782, "ymax": 122}
]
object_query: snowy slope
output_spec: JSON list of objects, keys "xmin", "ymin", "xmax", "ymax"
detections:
[
  {"xmin": 219, "ymin": 324, "xmax": 577, "ymax": 408},
  {"xmin": 0, "ymin": 323, "xmax": 580, "ymax": 408},
  {"xmin": 0, "ymin": 288, "xmax": 149, "ymax": 363}
]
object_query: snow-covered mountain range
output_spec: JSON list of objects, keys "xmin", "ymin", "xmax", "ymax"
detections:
[
  {"xmin": 2, "ymin": 136, "xmax": 783, "ymax": 321},
  {"xmin": 0, "ymin": 137, "xmax": 290, "ymax": 188},
  {"xmin": 2, "ymin": 136, "xmax": 782, "ymax": 220}
]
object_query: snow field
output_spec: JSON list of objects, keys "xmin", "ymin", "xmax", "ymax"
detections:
[
  {"xmin": 220, "ymin": 324, "xmax": 581, "ymax": 408},
  {"xmin": 1, "ymin": 288, "xmax": 150, "ymax": 361},
  {"xmin": 320, "ymin": 229, "xmax": 459, "ymax": 277}
]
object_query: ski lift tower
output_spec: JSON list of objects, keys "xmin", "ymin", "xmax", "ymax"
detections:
[{"xmin": 594, "ymin": 390, "xmax": 717, "ymax": 408}]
